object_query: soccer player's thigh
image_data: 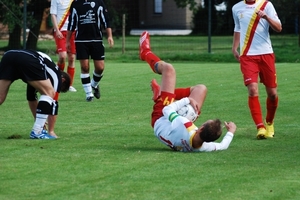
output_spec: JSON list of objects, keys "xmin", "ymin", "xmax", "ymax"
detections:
[
  {"xmin": 0, "ymin": 80, "xmax": 11, "ymax": 104},
  {"xmin": 259, "ymin": 54, "xmax": 277, "ymax": 87},
  {"xmin": 240, "ymin": 56, "xmax": 260, "ymax": 85}
]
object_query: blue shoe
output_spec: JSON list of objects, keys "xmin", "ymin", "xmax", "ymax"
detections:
[{"xmin": 30, "ymin": 131, "xmax": 56, "ymax": 139}]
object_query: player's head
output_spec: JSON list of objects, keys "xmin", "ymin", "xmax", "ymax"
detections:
[
  {"xmin": 199, "ymin": 119, "xmax": 222, "ymax": 142},
  {"xmin": 60, "ymin": 71, "xmax": 71, "ymax": 93}
]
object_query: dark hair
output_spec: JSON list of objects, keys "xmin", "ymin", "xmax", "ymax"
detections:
[
  {"xmin": 200, "ymin": 119, "xmax": 222, "ymax": 142},
  {"xmin": 60, "ymin": 71, "xmax": 71, "ymax": 93}
]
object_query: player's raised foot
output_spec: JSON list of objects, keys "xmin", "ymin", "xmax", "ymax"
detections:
[
  {"xmin": 30, "ymin": 130, "xmax": 56, "ymax": 139},
  {"xmin": 139, "ymin": 31, "xmax": 151, "ymax": 60},
  {"xmin": 151, "ymin": 79, "xmax": 160, "ymax": 101},
  {"xmin": 92, "ymin": 86, "xmax": 100, "ymax": 99},
  {"xmin": 256, "ymin": 127, "xmax": 267, "ymax": 139},
  {"xmin": 69, "ymin": 86, "xmax": 77, "ymax": 92},
  {"xmin": 265, "ymin": 122, "xmax": 274, "ymax": 138}
]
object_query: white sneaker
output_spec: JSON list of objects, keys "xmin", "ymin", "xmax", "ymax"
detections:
[{"xmin": 69, "ymin": 86, "xmax": 77, "ymax": 92}]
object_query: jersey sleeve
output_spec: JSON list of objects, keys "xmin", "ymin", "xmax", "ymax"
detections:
[
  {"xmin": 50, "ymin": 0, "xmax": 57, "ymax": 15},
  {"xmin": 197, "ymin": 132, "xmax": 234, "ymax": 152},
  {"xmin": 100, "ymin": 1, "xmax": 111, "ymax": 28},
  {"xmin": 67, "ymin": 3, "xmax": 77, "ymax": 31},
  {"xmin": 265, "ymin": 2, "xmax": 281, "ymax": 23},
  {"xmin": 163, "ymin": 97, "xmax": 190, "ymax": 116}
]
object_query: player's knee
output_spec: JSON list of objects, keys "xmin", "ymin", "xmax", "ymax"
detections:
[
  {"xmin": 162, "ymin": 63, "xmax": 175, "ymax": 76},
  {"xmin": 193, "ymin": 84, "xmax": 207, "ymax": 94}
]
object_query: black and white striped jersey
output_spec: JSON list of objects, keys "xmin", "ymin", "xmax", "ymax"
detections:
[{"xmin": 67, "ymin": 0, "xmax": 111, "ymax": 42}]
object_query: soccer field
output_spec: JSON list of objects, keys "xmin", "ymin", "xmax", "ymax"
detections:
[{"xmin": 0, "ymin": 62, "xmax": 300, "ymax": 199}]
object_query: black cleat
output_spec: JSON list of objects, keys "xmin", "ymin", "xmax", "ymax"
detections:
[{"xmin": 92, "ymin": 86, "xmax": 100, "ymax": 99}]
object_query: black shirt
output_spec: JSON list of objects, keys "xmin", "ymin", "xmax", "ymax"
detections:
[{"xmin": 67, "ymin": 0, "xmax": 111, "ymax": 42}]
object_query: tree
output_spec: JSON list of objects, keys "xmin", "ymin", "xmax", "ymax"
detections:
[
  {"xmin": 26, "ymin": 0, "xmax": 50, "ymax": 50},
  {"xmin": 0, "ymin": 0, "xmax": 50, "ymax": 50}
]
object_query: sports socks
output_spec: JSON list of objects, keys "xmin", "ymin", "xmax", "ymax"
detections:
[
  {"xmin": 32, "ymin": 95, "xmax": 54, "ymax": 134},
  {"xmin": 81, "ymin": 73, "xmax": 93, "ymax": 97},
  {"xmin": 67, "ymin": 67, "xmax": 75, "ymax": 86},
  {"xmin": 144, "ymin": 51, "xmax": 161, "ymax": 73},
  {"xmin": 57, "ymin": 62, "xmax": 65, "ymax": 71},
  {"xmin": 266, "ymin": 96, "xmax": 278, "ymax": 124},
  {"xmin": 91, "ymin": 71, "xmax": 103, "ymax": 88},
  {"xmin": 248, "ymin": 96, "xmax": 265, "ymax": 129}
]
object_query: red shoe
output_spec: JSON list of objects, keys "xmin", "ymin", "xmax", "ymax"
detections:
[
  {"xmin": 151, "ymin": 79, "xmax": 160, "ymax": 101},
  {"xmin": 139, "ymin": 31, "xmax": 151, "ymax": 60}
]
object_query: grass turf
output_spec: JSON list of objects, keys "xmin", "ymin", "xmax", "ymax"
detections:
[{"xmin": 0, "ymin": 62, "xmax": 300, "ymax": 199}]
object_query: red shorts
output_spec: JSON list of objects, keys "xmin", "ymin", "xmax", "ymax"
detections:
[
  {"xmin": 151, "ymin": 92, "xmax": 176, "ymax": 127},
  {"xmin": 240, "ymin": 54, "xmax": 277, "ymax": 88},
  {"xmin": 53, "ymin": 31, "xmax": 76, "ymax": 54}
]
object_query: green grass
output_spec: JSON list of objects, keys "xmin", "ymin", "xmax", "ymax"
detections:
[{"xmin": 0, "ymin": 62, "xmax": 300, "ymax": 199}]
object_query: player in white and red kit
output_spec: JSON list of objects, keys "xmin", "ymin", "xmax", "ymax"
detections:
[
  {"xmin": 50, "ymin": 0, "xmax": 77, "ymax": 92},
  {"xmin": 232, "ymin": 0, "xmax": 282, "ymax": 139},
  {"xmin": 139, "ymin": 31, "xmax": 237, "ymax": 152}
]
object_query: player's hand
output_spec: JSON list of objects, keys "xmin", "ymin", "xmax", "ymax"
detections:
[
  {"xmin": 256, "ymin": 10, "xmax": 267, "ymax": 19},
  {"xmin": 188, "ymin": 97, "xmax": 199, "ymax": 114},
  {"xmin": 224, "ymin": 121, "xmax": 237, "ymax": 134},
  {"xmin": 108, "ymin": 37, "xmax": 114, "ymax": 48},
  {"xmin": 56, "ymin": 30, "xmax": 64, "ymax": 39},
  {"xmin": 232, "ymin": 49, "xmax": 240, "ymax": 62},
  {"xmin": 48, "ymin": 131, "xmax": 58, "ymax": 138}
]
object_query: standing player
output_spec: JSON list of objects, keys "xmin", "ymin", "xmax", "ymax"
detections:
[
  {"xmin": 50, "ymin": 0, "xmax": 77, "ymax": 92},
  {"xmin": 232, "ymin": 0, "xmax": 282, "ymax": 139},
  {"xmin": 0, "ymin": 50, "xmax": 70, "ymax": 139},
  {"xmin": 67, "ymin": 0, "xmax": 114, "ymax": 101},
  {"xmin": 140, "ymin": 31, "xmax": 237, "ymax": 152}
]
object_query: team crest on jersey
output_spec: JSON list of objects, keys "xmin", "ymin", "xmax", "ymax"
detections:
[{"xmin": 90, "ymin": 2, "xmax": 95, "ymax": 8}]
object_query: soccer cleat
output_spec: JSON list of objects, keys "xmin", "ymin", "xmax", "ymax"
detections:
[
  {"xmin": 151, "ymin": 79, "xmax": 160, "ymax": 101},
  {"xmin": 265, "ymin": 122, "xmax": 274, "ymax": 138},
  {"xmin": 139, "ymin": 31, "xmax": 151, "ymax": 60},
  {"xmin": 86, "ymin": 96, "xmax": 94, "ymax": 102},
  {"xmin": 92, "ymin": 86, "xmax": 100, "ymax": 99},
  {"xmin": 30, "ymin": 130, "xmax": 56, "ymax": 139},
  {"xmin": 256, "ymin": 128, "xmax": 267, "ymax": 139},
  {"xmin": 69, "ymin": 86, "xmax": 77, "ymax": 92}
]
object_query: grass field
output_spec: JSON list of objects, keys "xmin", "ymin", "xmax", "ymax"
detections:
[{"xmin": 1, "ymin": 60, "xmax": 300, "ymax": 199}]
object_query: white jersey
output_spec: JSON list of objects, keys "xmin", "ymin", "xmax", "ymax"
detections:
[
  {"xmin": 50, "ymin": 0, "xmax": 73, "ymax": 31},
  {"xmin": 154, "ymin": 97, "xmax": 234, "ymax": 152},
  {"xmin": 232, "ymin": 0, "xmax": 281, "ymax": 56}
]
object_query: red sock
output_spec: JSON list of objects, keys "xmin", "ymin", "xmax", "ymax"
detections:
[
  {"xmin": 57, "ymin": 63, "xmax": 65, "ymax": 71},
  {"xmin": 266, "ymin": 97, "xmax": 278, "ymax": 124},
  {"xmin": 67, "ymin": 67, "xmax": 75, "ymax": 86},
  {"xmin": 144, "ymin": 51, "xmax": 161, "ymax": 73},
  {"xmin": 174, "ymin": 88, "xmax": 191, "ymax": 100},
  {"xmin": 248, "ymin": 96, "xmax": 264, "ymax": 129}
]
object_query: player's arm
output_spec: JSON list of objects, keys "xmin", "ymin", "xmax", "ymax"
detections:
[
  {"xmin": 106, "ymin": 28, "xmax": 114, "ymax": 47},
  {"xmin": 162, "ymin": 97, "xmax": 190, "ymax": 120},
  {"xmin": 232, "ymin": 32, "xmax": 240, "ymax": 61},
  {"xmin": 199, "ymin": 132, "xmax": 234, "ymax": 152},
  {"xmin": 199, "ymin": 121, "xmax": 236, "ymax": 152}
]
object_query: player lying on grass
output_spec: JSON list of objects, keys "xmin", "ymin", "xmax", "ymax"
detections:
[
  {"xmin": 139, "ymin": 31, "xmax": 237, "ymax": 152},
  {"xmin": 0, "ymin": 50, "xmax": 70, "ymax": 139}
]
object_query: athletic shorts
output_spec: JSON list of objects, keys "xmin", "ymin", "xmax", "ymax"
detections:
[
  {"xmin": 53, "ymin": 31, "xmax": 76, "ymax": 54},
  {"xmin": 151, "ymin": 92, "xmax": 176, "ymax": 127},
  {"xmin": 0, "ymin": 50, "xmax": 48, "ymax": 82},
  {"xmin": 240, "ymin": 53, "xmax": 277, "ymax": 88},
  {"xmin": 75, "ymin": 42, "xmax": 105, "ymax": 60}
]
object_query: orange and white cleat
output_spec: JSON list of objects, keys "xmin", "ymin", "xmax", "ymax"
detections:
[
  {"xmin": 139, "ymin": 31, "xmax": 151, "ymax": 60},
  {"xmin": 151, "ymin": 79, "xmax": 160, "ymax": 101}
]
